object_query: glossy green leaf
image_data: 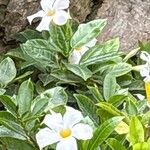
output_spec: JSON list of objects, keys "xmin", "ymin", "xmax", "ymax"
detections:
[
  {"xmin": 129, "ymin": 116, "xmax": 144, "ymax": 145},
  {"xmin": 71, "ymin": 19, "xmax": 107, "ymax": 48},
  {"xmin": 0, "ymin": 95, "xmax": 17, "ymax": 115},
  {"xmin": 88, "ymin": 85, "xmax": 104, "ymax": 102},
  {"xmin": 103, "ymin": 74, "xmax": 117, "ymax": 100},
  {"xmin": 49, "ymin": 22, "xmax": 72, "ymax": 56},
  {"xmin": 21, "ymin": 39, "xmax": 55, "ymax": 69},
  {"xmin": 87, "ymin": 116, "xmax": 124, "ymax": 150},
  {"xmin": 17, "ymin": 79, "xmax": 34, "ymax": 116},
  {"xmin": 35, "ymin": 87, "xmax": 67, "ymax": 111},
  {"xmin": 110, "ymin": 63, "xmax": 132, "ymax": 77},
  {"xmin": 65, "ymin": 64, "xmax": 92, "ymax": 81},
  {"xmin": 106, "ymin": 138, "xmax": 127, "ymax": 150},
  {"xmin": 74, "ymin": 94, "xmax": 99, "ymax": 125},
  {"xmin": 0, "ymin": 126, "xmax": 26, "ymax": 140},
  {"xmin": 0, "ymin": 138, "xmax": 37, "ymax": 150},
  {"xmin": 80, "ymin": 38, "xmax": 120, "ymax": 66},
  {"xmin": 0, "ymin": 57, "xmax": 16, "ymax": 87},
  {"xmin": 97, "ymin": 102, "xmax": 123, "ymax": 117}
]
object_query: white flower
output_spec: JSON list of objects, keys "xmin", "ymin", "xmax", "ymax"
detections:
[
  {"xmin": 27, "ymin": 0, "xmax": 71, "ymax": 32},
  {"xmin": 69, "ymin": 38, "xmax": 97, "ymax": 64},
  {"xmin": 36, "ymin": 106, "xmax": 93, "ymax": 150},
  {"xmin": 134, "ymin": 94, "xmax": 145, "ymax": 101},
  {"xmin": 140, "ymin": 51, "xmax": 150, "ymax": 82}
]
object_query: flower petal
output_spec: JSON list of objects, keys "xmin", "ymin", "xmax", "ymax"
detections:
[
  {"xmin": 53, "ymin": 10, "xmax": 70, "ymax": 25},
  {"xmin": 53, "ymin": 0, "xmax": 70, "ymax": 10},
  {"xmin": 56, "ymin": 137, "xmax": 77, "ymax": 150},
  {"xmin": 140, "ymin": 51, "xmax": 150, "ymax": 62},
  {"xmin": 84, "ymin": 38, "xmax": 97, "ymax": 48},
  {"xmin": 36, "ymin": 16, "xmax": 52, "ymax": 31},
  {"xmin": 69, "ymin": 51, "xmax": 82, "ymax": 64},
  {"xmin": 72, "ymin": 123, "xmax": 93, "ymax": 140},
  {"xmin": 140, "ymin": 63, "xmax": 150, "ymax": 77},
  {"xmin": 80, "ymin": 46, "xmax": 89, "ymax": 55},
  {"xmin": 43, "ymin": 113, "xmax": 63, "ymax": 132},
  {"xmin": 40, "ymin": 0, "xmax": 54, "ymax": 11},
  {"xmin": 27, "ymin": 10, "xmax": 45, "ymax": 24},
  {"xmin": 63, "ymin": 106, "xmax": 83, "ymax": 128},
  {"xmin": 36, "ymin": 127, "xmax": 61, "ymax": 150}
]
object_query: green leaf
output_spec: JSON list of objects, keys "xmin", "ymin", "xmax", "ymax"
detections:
[
  {"xmin": 110, "ymin": 63, "xmax": 132, "ymax": 77},
  {"xmin": 125, "ymin": 99, "xmax": 138, "ymax": 116},
  {"xmin": 31, "ymin": 98, "xmax": 48, "ymax": 116},
  {"xmin": 0, "ymin": 57, "xmax": 16, "ymax": 87},
  {"xmin": 0, "ymin": 111, "xmax": 16, "ymax": 122},
  {"xmin": 71, "ymin": 19, "xmax": 107, "ymax": 48},
  {"xmin": 74, "ymin": 94, "xmax": 99, "ymax": 125},
  {"xmin": 49, "ymin": 22, "xmax": 72, "ymax": 56},
  {"xmin": 106, "ymin": 138, "xmax": 127, "ymax": 150},
  {"xmin": 88, "ymin": 85, "xmax": 104, "ymax": 102},
  {"xmin": 17, "ymin": 79, "xmax": 34, "ymax": 116},
  {"xmin": 133, "ymin": 142, "xmax": 148, "ymax": 150},
  {"xmin": 97, "ymin": 102, "xmax": 123, "ymax": 117},
  {"xmin": 0, "ymin": 119, "xmax": 26, "ymax": 137},
  {"xmin": 108, "ymin": 94, "xmax": 127, "ymax": 107},
  {"xmin": 0, "ymin": 95, "xmax": 17, "ymax": 115},
  {"xmin": 103, "ymin": 74, "xmax": 117, "ymax": 100},
  {"xmin": 87, "ymin": 116, "xmax": 124, "ymax": 150},
  {"xmin": 35, "ymin": 87, "xmax": 67, "ymax": 111},
  {"xmin": 0, "ymin": 138, "xmax": 37, "ymax": 150},
  {"xmin": 0, "ymin": 88, "xmax": 6, "ymax": 95},
  {"xmin": 80, "ymin": 38, "xmax": 120, "ymax": 66},
  {"xmin": 0, "ymin": 126, "xmax": 26, "ymax": 140},
  {"xmin": 129, "ymin": 116, "xmax": 144, "ymax": 145},
  {"xmin": 21, "ymin": 39, "xmax": 55, "ymax": 69},
  {"xmin": 15, "ymin": 29, "xmax": 43, "ymax": 43},
  {"xmin": 65, "ymin": 64, "xmax": 92, "ymax": 81}
]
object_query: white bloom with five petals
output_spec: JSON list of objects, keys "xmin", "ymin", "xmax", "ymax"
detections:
[
  {"xmin": 36, "ymin": 106, "xmax": 93, "ymax": 150},
  {"xmin": 140, "ymin": 51, "xmax": 150, "ymax": 81},
  {"xmin": 69, "ymin": 38, "xmax": 97, "ymax": 64},
  {"xmin": 27, "ymin": 0, "xmax": 71, "ymax": 32}
]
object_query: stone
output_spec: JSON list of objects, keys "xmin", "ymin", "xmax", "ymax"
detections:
[{"xmin": 96, "ymin": 0, "xmax": 150, "ymax": 51}]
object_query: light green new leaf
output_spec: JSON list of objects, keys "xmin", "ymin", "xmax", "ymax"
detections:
[
  {"xmin": 65, "ymin": 64, "xmax": 92, "ymax": 81},
  {"xmin": 74, "ymin": 94, "xmax": 99, "ymax": 125},
  {"xmin": 71, "ymin": 19, "xmax": 107, "ymax": 48},
  {"xmin": 103, "ymin": 74, "xmax": 117, "ymax": 100},
  {"xmin": 17, "ymin": 79, "xmax": 34, "ymax": 116},
  {"xmin": 110, "ymin": 63, "xmax": 132, "ymax": 77},
  {"xmin": 133, "ymin": 142, "xmax": 148, "ymax": 150},
  {"xmin": 106, "ymin": 138, "xmax": 127, "ymax": 150},
  {"xmin": 129, "ymin": 116, "xmax": 144, "ymax": 145},
  {"xmin": 0, "ymin": 57, "xmax": 16, "ymax": 87},
  {"xmin": 87, "ymin": 116, "xmax": 124, "ymax": 150},
  {"xmin": 80, "ymin": 38, "xmax": 120, "ymax": 66}
]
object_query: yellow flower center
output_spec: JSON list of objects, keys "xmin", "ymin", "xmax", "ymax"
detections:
[
  {"xmin": 75, "ymin": 47, "xmax": 82, "ymax": 51},
  {"xmin": 47, "ymin": 9, "xmax": 55, "ymax": 16},
  {"xmin": 145, "ymin": 81, "xmax": 150, "ymax": 102},
  {"xmin": 59, "ymin": 128, "xmax": 72, "ymax": 138}
]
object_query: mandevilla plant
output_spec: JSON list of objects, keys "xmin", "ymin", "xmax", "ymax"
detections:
[{"xmin": 1, "ymin": 0, "xmax": 150, "ymax": 150}]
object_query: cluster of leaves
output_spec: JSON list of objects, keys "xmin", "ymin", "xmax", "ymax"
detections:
[{"xmin": 0, "ymin": 18, "xmax": 150, "ymax": 150}]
